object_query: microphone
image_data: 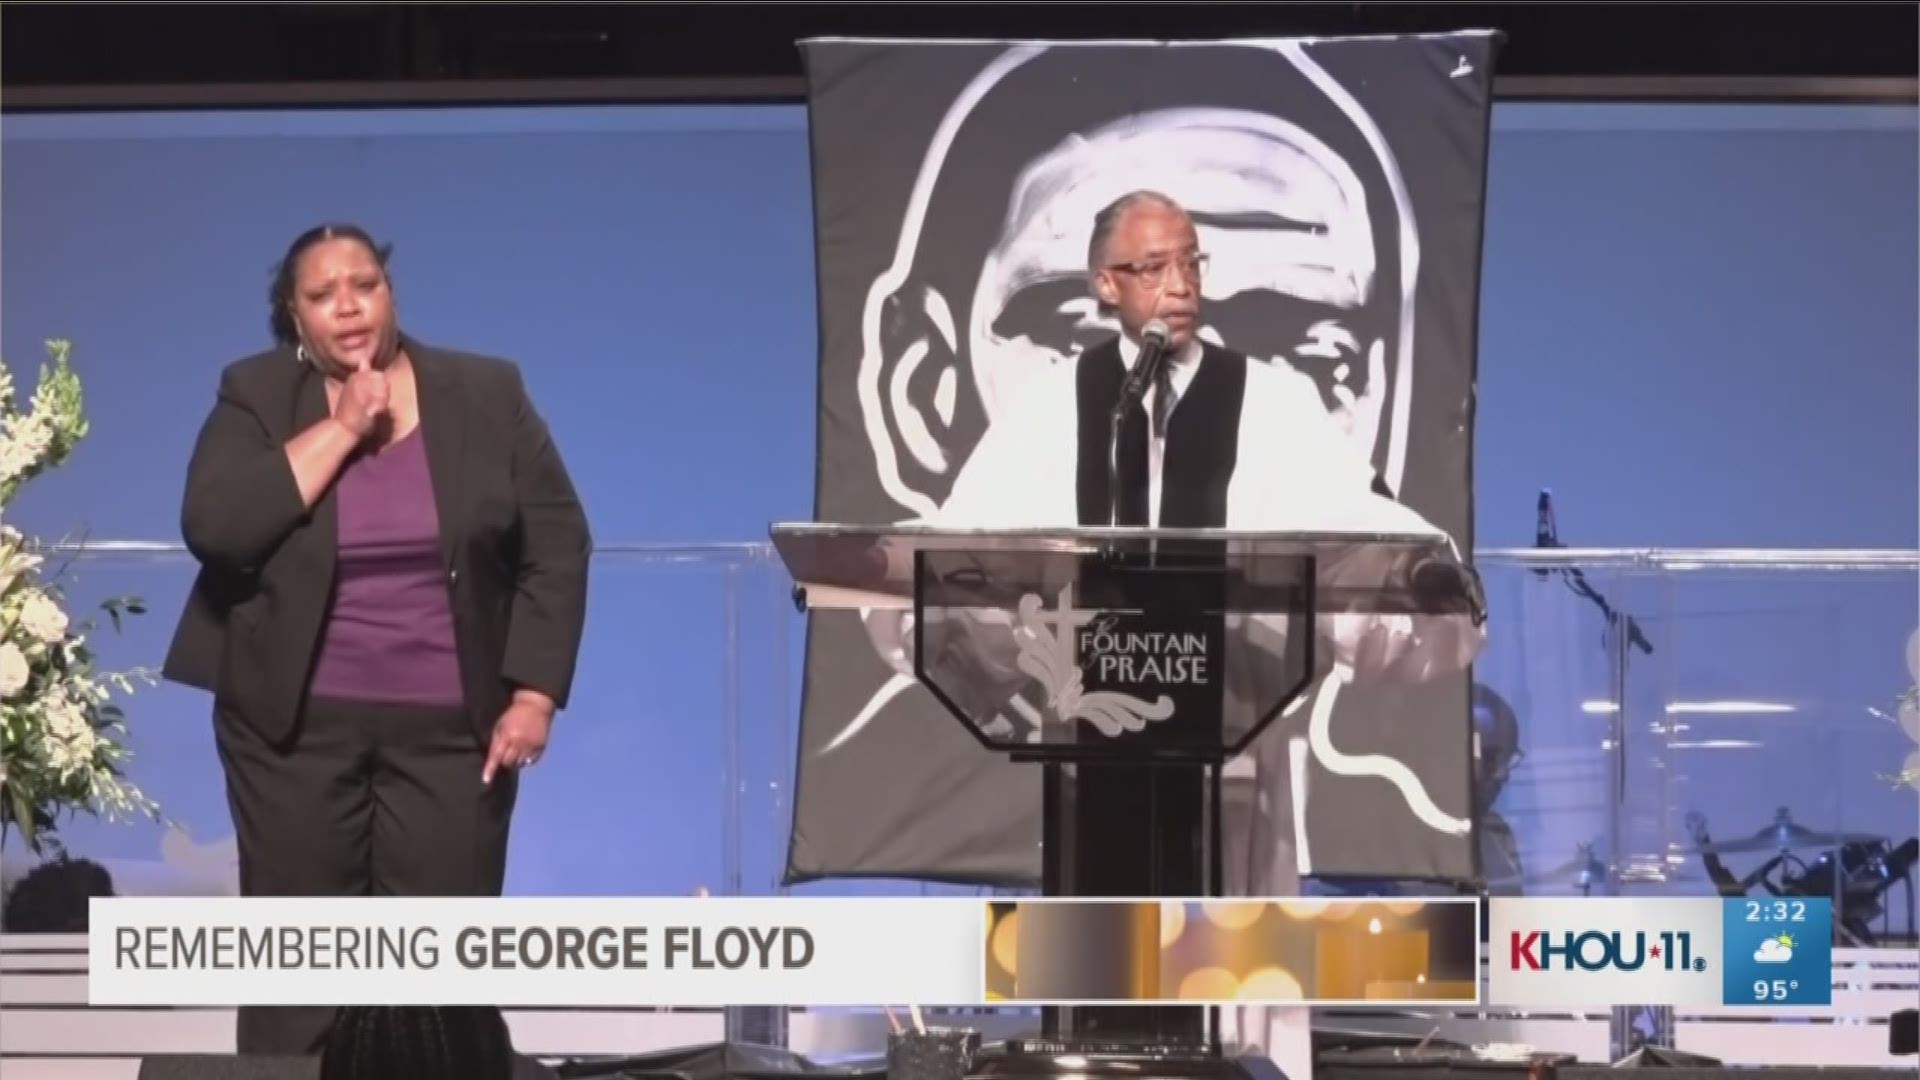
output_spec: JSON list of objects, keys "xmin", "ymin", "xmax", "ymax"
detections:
[
  {"xmin": 1407, "ymin": 555, "xmax": 1487, "ymax": 624},
  {"xmin": 1532, "ymin": 489, "xmax": 1557, "ymax": 579},
  {"xmin": 1113, "ymin": 319, "xmax": 1172, "ymax": 416},
  {"xmin": 1106, "ymin": 318, "xmax": 1172, "ymax": 530}
]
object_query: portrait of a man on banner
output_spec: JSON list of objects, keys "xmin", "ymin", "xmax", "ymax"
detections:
[{"xmin": 793, "ymin": 33, "xmax": 1500, "ymax": 893}]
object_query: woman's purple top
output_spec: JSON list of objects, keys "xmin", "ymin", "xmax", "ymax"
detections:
[{"xmin": 307, "ymin": 428, "xmax": 465, "ymax": 707}]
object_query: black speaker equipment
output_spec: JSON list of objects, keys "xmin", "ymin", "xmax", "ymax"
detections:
[
  {"xmin": 1315, "ymin": 1046, "xmax": 1573, "ymax": 1079},
  {"xmin": 552, "ymin": 1041, "xmax": 882, "ymax": 1080},
  {"xmin": 137, "ymin": 1056, "xmax": 317, "ymax": 1079},
  {"xmin": 137, "ymin": 1052, "xmax": 560, "ymax": 1078},
  {"xmin": 1892, "ymin": 1006, "xmax": 1918, "ymax": 1056},
  {"xmin": 1609, "ymin": 1046, "xmax": 1721, "ymax": 1068},
  {"xmin": 1560, "ymin": 1070, "xmax": 1914, "ymax": 1080}
]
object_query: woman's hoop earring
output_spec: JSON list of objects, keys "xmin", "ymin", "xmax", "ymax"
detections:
[{"xmin": 296, "ymin": 343, "xmax": 312, "ymax": 367}]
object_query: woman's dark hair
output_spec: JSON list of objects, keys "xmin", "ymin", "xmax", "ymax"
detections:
[
  {"xmin": 319, "ymin": 1004, "xmax": 514, "ymax": 1080},
  {"xmin": 269, "ymin": 223, "xmax": 395, "ymax": 346}
]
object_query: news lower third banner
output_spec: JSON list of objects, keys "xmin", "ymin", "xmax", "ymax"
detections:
[
  {"xmin": 91, "ymin": 896, "xmax": 1829, "ymax": 1008},
  {"xmin": 88, "ymin": 897, "xmax": 1481, "ymax": 1007},
  {"xmin": 1489, "ymin": 897, "xmax": 1834, "ymax": 1008}
]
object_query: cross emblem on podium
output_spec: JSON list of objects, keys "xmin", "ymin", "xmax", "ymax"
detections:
[
  {"xmin": 1008, "ymin": 581, "xmax": 1174, "ymax": 737},
  {"xmin": 1022, "ymin": 582, "xmax": 1101, "ymax": 662}
]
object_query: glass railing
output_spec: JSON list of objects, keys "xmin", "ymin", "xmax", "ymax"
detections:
[
  {"xmin": 1, "ymin": 544, "xmax": 1914, "ymax": 951},
  {"xmin": 0, "ymin": 543, "xmax": 804, "ymax": 911},
  {"xmin": 1473, "ymin": 548, "xmax": 1919, "ymax": 949}
]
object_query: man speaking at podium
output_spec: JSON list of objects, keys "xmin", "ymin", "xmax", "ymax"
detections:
[
  {"xmin": 939, "ymin": 189, "xmax": 1395, "ymax": 536},
  {"xmin": 874, "ymin": 188, "xmax": 1479, "ymax": 1062}
]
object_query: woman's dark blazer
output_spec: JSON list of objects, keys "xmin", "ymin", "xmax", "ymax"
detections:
[{"xmin": 162, "ymin": 335, "xmax": 592, "ymax": 747}]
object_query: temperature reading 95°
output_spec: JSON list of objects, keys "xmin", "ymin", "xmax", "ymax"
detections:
[{"xmin": 1754, "ymin": 979, "xmax": 1799, "ymax": 1001}]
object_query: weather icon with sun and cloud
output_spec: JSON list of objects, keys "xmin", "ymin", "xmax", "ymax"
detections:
[{"xmin": 1722, "ymin": 899, "xmax": 1830, "ymax": 1006}]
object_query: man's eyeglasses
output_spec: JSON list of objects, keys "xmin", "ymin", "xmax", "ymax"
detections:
[{"xmin": 1107, "ymin": 253, "xmax": 1209, "ymax": 289}]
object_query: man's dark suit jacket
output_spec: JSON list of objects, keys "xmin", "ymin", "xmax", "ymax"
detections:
[{"xmin": 162, "ymin": 335, "xmax": 592, "ymax": 747}]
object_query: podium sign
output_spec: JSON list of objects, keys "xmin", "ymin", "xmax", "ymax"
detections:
[
  {"xmin": 910, "ymin": 544, "xmax": 1314, "ymax": 764},
  {"xmin": 776, "ymin": 524, "xmax": 1481, "ymax": 763}
]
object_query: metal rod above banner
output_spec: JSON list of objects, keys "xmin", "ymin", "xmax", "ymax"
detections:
[
  {"xmin": 2, "ymin": 76, "xmax": 1911, "ymax": 113},
  {"xmin": 43, "ymin": 540, "xmax": 1920, "ymax": 573}
]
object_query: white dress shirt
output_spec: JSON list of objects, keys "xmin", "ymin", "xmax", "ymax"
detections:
[{"xmin": 1117, "ymin": 332, "xmax": 1203, "ymax": 526}]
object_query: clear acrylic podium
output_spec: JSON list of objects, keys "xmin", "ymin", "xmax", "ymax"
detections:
[{"xmin": 773, "ymin": 523, "xmax": 1485, "ymax": 1080}]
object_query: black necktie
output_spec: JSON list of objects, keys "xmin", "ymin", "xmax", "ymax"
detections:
[{"xmin": 1151, "ymin": 361, "xmax": 1178, "ymax": 439}]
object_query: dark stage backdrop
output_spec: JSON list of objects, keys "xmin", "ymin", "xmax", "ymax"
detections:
[{"xmin": 790, "ymin": 33, "xmax": 1502, "ymax": 886}]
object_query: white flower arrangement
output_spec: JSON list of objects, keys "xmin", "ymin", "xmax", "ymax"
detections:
[
  {"xmin": 1889, "ymin": 684, "xmax": 1920, "ymax": 792},
  {"xmin": 0, "ymin": 340, "xmax": 158, "ymax": 855},
  {"xmin": 1874, "ymin": 629, "xmax": 1920, "ymax": 792}
]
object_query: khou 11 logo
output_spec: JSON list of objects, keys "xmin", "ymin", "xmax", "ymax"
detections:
[
  {"xmin": 1510, "ymin": 926, "xmax": 1708, "ymax": 974},
  {"xmin": 1488, "ymin": 899, "xmax": 1724, "ymax": 1007}
]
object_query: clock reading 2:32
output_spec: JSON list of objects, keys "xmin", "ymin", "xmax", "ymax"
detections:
[{"xmin": 1745, "ymin": 899, "xmax": 1809, "ymax": 923}]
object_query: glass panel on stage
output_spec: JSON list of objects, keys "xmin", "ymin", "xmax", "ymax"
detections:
[
  {"xmin": 0, "ymin": 544, "xmax": 804, "ymax": 922},
  {"xmin": 5, "ymin": 543, "xmax": 1912, "ymax": 961},
  {"xmin": 1471, "ymin": 549, "xmax": 1920, "ymax": 949}
]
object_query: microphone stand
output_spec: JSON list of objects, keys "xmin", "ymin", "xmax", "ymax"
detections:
[
  {"xmin": 1105, "ymin": 288, "xmax": 1172, "ymax": 550},
  {"xmin": 1536, "ymin": 535, "xmax": 1655, "ymax": 882},
  {"xmin": 1106, "ymin": 327, "xmax": 1170, "ymax": 541},
  {"xmin": 1554, "ymin": 555, "xmax": 1654, "ymax": 657},
  {"xmin": 1537, "ymin": 511, "xmax": 1674, "ymax": 1058}
]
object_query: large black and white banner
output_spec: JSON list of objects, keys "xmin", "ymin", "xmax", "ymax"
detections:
[{"xmin": 789, "ymin": 33, "xmax": 1501, "ymax": 887}]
